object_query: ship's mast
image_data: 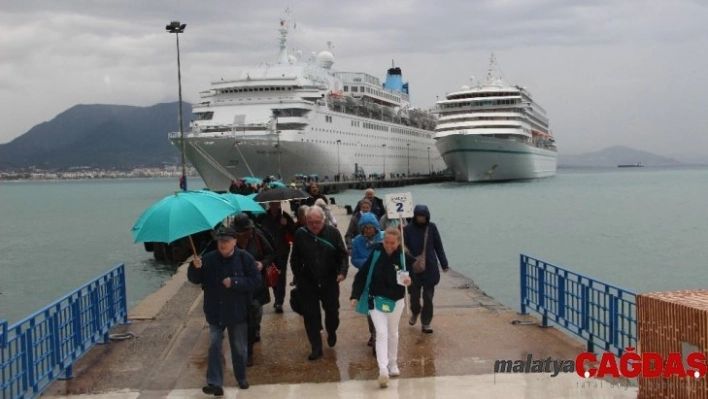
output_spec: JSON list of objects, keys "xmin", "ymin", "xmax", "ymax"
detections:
[
  {"xmin": 277, "ymin": 8, "xmax": 293, "ymax": 64},
  {"xmin": 485, "ymin": 53, "xmax": 497, "ymax": 84}
]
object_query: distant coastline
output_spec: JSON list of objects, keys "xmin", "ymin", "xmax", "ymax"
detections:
[{"xmin": 0, "ymin": 166, "xmax": 198, "ymax": 182}]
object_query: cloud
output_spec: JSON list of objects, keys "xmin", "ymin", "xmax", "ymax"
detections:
[{"xmin": 1, "ymin": 0, "xmax": 707, "ymax": 157}]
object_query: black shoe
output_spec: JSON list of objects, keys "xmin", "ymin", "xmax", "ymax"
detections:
[
  {"xmin": 202, "ymin": 384, "xmax": 224, "ymax": 397},
  {"xmin": 409, "ymin": 313, "xmax": 419, "ymax": 326},
  {"xmin": 422, "ymin": 325, "xmax": 433, "ymax": 334},
  {"xmin": 238, "ymin": 379, "xmax": 250, "ymax": 389},
  {"xmin": 274, "ymin": 304, "xmax": 284, "ymax": 313},
  {"xmin": 327, "ymin": 332, "xmax": 337, "ymax": 348},
  {"xmin": 254, "ymin": 332, "xmax": 261, "ymax": 342},
  {"xmin": 367, "ymin": 336, "xmax": 374, "ymax": 347},
  {"xmin": 247, "ymin": 354, "xmax": 254, "ymax": 367},
  {"xmin": 308, "ymin": 348, "xmax": 323, "ymax": 360}
]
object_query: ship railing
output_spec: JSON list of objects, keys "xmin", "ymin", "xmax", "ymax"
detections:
[
  {"xmin": 1, "ymin": 264, "xmax": 128, "ymax": 399},
  {"xmin": 519, "ymin": 254, "xmax": 636, "ymax": 357}
]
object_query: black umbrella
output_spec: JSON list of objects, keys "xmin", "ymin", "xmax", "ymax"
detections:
[{"xmin": 253, "ymin": 187, "xmax": 310, "ymax": 202}]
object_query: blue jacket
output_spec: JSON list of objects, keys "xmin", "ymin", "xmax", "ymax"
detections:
[
  {"xmin": 403, "ymin": 204, "xmax": 449, "ymax": 286},
  {"xmin": 351, "ymin": 213, "xmax": 384, "ymax": 269},
  {"xmin": 188, "ymin": 248, "xmax": 261, "ymax": 326}
]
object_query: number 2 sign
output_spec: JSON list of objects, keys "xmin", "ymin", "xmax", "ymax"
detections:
[{"xmin": 385, "ymin": 192, "xmax": 414, "ymax": 219}]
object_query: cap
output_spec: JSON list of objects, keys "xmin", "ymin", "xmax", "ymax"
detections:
[
  {"xmin": 232, "ymin": 213, "xmax": 255, "ymax": 232},
  {"xmin": 214, "ymin": 226, "xmax": 237, "ymax": 240}
]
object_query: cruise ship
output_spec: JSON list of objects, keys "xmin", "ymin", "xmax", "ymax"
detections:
[
  {"xmin": 168, "ymin": 18, "xmax": 445, "ymax": 191},
  {"xmin": 433, "ymin": 54, "xmax": 557, "ymax": 182}
]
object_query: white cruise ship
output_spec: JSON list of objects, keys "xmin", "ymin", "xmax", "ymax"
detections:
[
  {"xmin": 168, "ymin": 18, "xmax": 445, "ymax": 191},
  {"xmin": 433, "ymin": 54, "xmax": 557, "ymax": 182}
]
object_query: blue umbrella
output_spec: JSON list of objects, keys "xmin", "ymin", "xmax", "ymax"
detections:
[
  {"xmin": 241, "ymin": 176, "xmax": 263, "ymax": 185},
  {"xmin": 220, "ymin": 193, "xmax": 266, "ymax": 214},
  {"xmin": 269, "ymin": 181, "xmax": 286, "ymax": 188},
  {"xmin": 131, "ymin": 191, "xmax": 238, "ymax": 246}
]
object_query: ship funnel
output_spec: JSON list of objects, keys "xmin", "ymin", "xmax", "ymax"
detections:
[{"xmin": 383, "ymin": 66, "xmax": 408, "ymax": 95}]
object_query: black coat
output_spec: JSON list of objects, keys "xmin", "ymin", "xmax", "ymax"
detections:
[
  {"xmin": 238, "ymin": 228, "xmax": 276, "ymax": 305},
  {"xmin": 403, "ymin": 205, "xmax": 449, "ymax": 286},
  {"xmin": 351, "ymin": 245, "xmax": 415, "ymax": 302},
  {"xmin": 290, "ymin": 225, "xmax": 348, "ymax": 286},
  {"xmin": 187, "ymin": 249, "xmax": 261, "ymax": 325},
  {"xmin": 256, "ymin": 209, "xmax": 296, "ymax": 264}
]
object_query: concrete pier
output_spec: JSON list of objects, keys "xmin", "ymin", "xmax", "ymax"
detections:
[{"xmin": 42, "ymin": 207, "xmax": 637, "ymax": 398}]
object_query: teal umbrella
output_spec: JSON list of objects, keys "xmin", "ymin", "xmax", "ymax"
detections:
[
  {"xmin": 131, "ymin": 191, "xmax": 238, "ymax": 245},
  {"xmin": 242, "ymin": 176, "xmax": 263, "ymax": 185},
  {"xmin": 220, "ymin": 193, "xmax": 266, "ymax": 214},
  {"xmin": 269, "ymin": 181, "xmax": 286, "ymax": 188}
]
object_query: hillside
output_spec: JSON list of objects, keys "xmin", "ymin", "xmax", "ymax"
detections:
[
  {"xmin": 0, "ymin": 102, "xmax": 191, "ymax": 170},
  {"xmin": 558, "ymin": 146, "xmax": 682, "ymax": 168}
]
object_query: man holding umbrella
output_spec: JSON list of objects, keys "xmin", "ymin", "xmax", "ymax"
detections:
[{"xmin": 188, "ymin": 226, "xmax": 261, "ymax": 393}]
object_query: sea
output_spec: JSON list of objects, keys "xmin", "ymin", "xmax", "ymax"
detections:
[{"xmin": 2, "ymin": 166, "xmax": 707, "ymax": 324}]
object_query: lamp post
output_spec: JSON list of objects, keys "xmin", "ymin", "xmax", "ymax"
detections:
[
  {"xmin": 336, "ymin": 139, "xmax": 341, "ymax": 181},
  {"xmin": 273, "ymin": 110, "xmax": 282, "ymax": 178},
  {"xmin": 406, "ymin": 143, "xmax": 410, "ymax": 177},
  {"xmin": 166, "ymin": 21, "xmax": 187, "ymax": 191},
  {"xmin": 382, "ymin": 144, "xmax": 387, "ymax": 178},
  {"xmin": 427, "ymin": 146, "xmax": 431, "ymax": 175}
]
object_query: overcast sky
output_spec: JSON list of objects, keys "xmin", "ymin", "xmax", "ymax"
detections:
[{"xmin": 1, "ymin": 1, "xmax": 707, "ymax": 156}]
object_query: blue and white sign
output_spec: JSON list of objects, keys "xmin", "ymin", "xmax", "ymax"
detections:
[{"xmin": 385, "ymin": 192, "xmax": 414, "ymax": 219}]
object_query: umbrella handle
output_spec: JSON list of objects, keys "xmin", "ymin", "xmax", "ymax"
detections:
[{"xmin": 188, "ymin": 235, "xmax": 198, "ymax": 258}]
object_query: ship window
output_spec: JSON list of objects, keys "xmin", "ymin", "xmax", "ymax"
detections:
[
  {"xmin": 351, "ymin": 87, "xmax": 358, "ymax": 92},
  {"xmin": 344, "ymin": 86, "xmax": 348, "ymax": 91},
  {"xmin": 193, "ymin": 111, "xmax": 214, "ymax": 121}
]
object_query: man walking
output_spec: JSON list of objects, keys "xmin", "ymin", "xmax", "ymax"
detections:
[
  {"xmin": 290, "ymin": 206, "xmax": 348, "ymax": 360},
  {"xmin": 187, "ymin": 226, "xmax": 261, "ymax": 394}
]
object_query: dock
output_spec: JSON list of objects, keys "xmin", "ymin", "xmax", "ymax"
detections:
[
  {"xmin": 310, "ymin": 174, "xmax": 453, "ymax": 195},
  {"xmin": 42, "ymin": 207, "xmax": 637, "ymax": 398}
]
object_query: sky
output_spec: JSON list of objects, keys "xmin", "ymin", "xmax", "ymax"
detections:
[{"xmin": 1, "ymin": 0, "xmax": 707, "ymax": 157}]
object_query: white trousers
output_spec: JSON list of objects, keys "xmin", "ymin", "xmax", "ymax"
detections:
[{"xmin": 370, "ymin": 298, "xmax": 405, "ymax": 373}]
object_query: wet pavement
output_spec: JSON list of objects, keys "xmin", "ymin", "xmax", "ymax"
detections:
[{"xmin": 43, "ymin": 207, "xmax": 637, "ymax": 398}]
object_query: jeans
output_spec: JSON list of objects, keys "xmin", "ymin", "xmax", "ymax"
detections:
[
  {"xmin": 408, "ymin": 284, "xmax": 435, "ymax": 326},
  {"xmin": 207, "ymin": 323, "xmax": 248, "ymax": 386},
  {"xmin": 370, "ymin": 298, "xmax": 405, "ymax": 373},
  {"xmin": 247, "ymin": 299, "xmax": 263, "ymax": 355}
]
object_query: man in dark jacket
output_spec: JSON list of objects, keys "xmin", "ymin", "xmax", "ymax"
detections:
[
  {"xmin": 187, "ymin": 226, "xmax": 261, "ymax": 393},
  {"xmin": 353, "ymin": 188, "xmax": 386, "ymax": 219},
  {"xmin": 403, "ymin": 205, "xmax": 449, "ymax": 334},
  {"xmin": 303, "ymin": 182, "xmax": 329, "ymax": 206},
  {"xmin": 232, "ymin": 213, "xmax": 276, "ymax": 367},
  {"xmin": 290, "ymin": 206, "xmax": 348, "ymax": 360},
  {"xmin": 256, "ymin": 201, "xmax": 296, "ymax": 313}
]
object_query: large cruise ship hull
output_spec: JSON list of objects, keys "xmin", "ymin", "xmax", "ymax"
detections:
[
  {"xmin": 435, "ymin": 135, "xmax": 557, "ymax": 182},
  {"xmin": 172, "ymin": 130, "xmax": 445, "ymax": 191}
]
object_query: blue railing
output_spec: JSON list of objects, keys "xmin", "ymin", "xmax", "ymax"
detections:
[
  {"xmin": 519, "ymin": 255, "xmax": 636, "ymax": 357},
  {"xmin": 1, "ymin": 264, "xmax": 128, "ymax": 399}
]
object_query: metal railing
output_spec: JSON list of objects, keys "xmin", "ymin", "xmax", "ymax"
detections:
[
  {"xmin": 1, "ymin": 264, "xmax": 128, "ymax": 399},
  {"xmin": 519, "ymin": 255, "xmax": 636, "ymax": 357}
]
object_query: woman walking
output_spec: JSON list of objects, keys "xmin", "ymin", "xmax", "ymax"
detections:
[{"xmin": 350, "ymin": 227, "xmax": 413, "ymax": 388}]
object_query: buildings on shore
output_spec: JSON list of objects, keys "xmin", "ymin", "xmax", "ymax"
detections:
[{"xmin": 0, "ymin": 165, "xmax": 198, "ymax": 181}]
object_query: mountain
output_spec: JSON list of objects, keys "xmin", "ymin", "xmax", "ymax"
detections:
[
  {"xmin": 558, "ymin": 146, "xmax": 683, "ymax": 168},
  {"xmin": 0, "ymin": 102, "xmax": 191, "ymax": 170}
]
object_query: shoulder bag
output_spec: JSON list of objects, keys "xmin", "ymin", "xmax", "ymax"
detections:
[
  {"xmin": 411, "ymin": 227, "xmax": 429, "ymax": 274},
  {"xmin": 355, "ymin": 250, "xmax": 381, "ymax": 315}
]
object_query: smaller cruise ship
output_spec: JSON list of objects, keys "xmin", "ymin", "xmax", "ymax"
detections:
[{"xmin": 433, "ymin": 54, "xmax": 557, "ymax": 182}]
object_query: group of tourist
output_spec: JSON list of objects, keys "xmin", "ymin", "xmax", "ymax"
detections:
[{"xmin": 187, "ymin": 186, "xmax": 449, "ymax": 394}]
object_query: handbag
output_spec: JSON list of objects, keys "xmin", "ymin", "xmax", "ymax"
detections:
[
  {"xmin": 411, "ymin": 227, "xmax": 429, "ymax": 274},
  {"xmin": 355, "ymin": 250, "xmax": 381, "ymax": 315},
  {"xmin": 374, "ymin": 296, "xmax": 397, "ymax": 313},
  {"xmin": 266, "ymin": 265, "xmax": 280, "ymax": 288}
]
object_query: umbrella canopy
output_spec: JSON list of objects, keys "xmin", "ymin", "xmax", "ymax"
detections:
[
  {"xmin": 269, "ymin": 181, "xmax": 286, "ymax": 189},
  {"xmin": 241, "ymin": 176, "xmax": 263, "ymax": 185},
  {"xmin": 253, "ymin": 187, "xmax": 310, "ymax": 203},
  {"xmin": 219, "ymin": 193, "xmax": 266, "ymax": 214},
  {"xmin": 131, "ymin": 191, "xmax": 238, "ymax": 244}
]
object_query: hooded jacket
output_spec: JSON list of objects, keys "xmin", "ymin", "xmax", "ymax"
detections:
[
  {"xmin": 403, "ymin": 204, "xmax": 449, "ymax": 286},
  {"xmin": 351, "ymin": 212, "xmax": 384, "ymax": 269}
]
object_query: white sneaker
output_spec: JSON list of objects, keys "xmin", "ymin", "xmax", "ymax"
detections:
[
  {"xmin": 378, "ymin": 371, "xmax": 389, "ymax": 388},
  {"xmin": 388, "ymin": 364, "xmax": 400, "ymax": 377}
]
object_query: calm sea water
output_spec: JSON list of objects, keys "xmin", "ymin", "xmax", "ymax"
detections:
[{"xmin": 2, "ymin": 167, "xmax": 707, "ymax": 323}]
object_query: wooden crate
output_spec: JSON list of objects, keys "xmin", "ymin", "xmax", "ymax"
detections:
[{"xmin": 637, "ymin": 289, "xmax": 708, "ymax": 398}]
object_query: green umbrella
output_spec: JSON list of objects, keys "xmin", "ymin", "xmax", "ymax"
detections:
[
  {"xmin": 131, "ymin": 191, "xmax": 238, "ymax": 246},
  {"xmin": 220, "ymin": 193, "xmax": 266, "ymax": 215}
]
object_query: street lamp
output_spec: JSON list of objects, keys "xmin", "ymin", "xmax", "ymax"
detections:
[
  {"xmin": 382, "ymin": 144, "xmax": 387, "ymax": 178},
  {"xmin": 427, "ymin": 146, "xmax": 431, "ymax": 175},
  {"xmin": 336, "ymin": 139, "xmax": 341, "ymax": 180},
  {"xmin": 406, "ymin": 143, "xmax": 410, "ymax": 177},
  {"xmin": 166, "ymin": 21, "xmax": 187, "ymax": 191},
  {"xmin": 273, "ymin": 110, "xmax": 282, "ymax": 178}
]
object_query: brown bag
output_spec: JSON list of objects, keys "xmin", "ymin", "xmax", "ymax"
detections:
[{"xmin": 411, "ymin": 227, "xmax": 429, "ymax": 274}]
